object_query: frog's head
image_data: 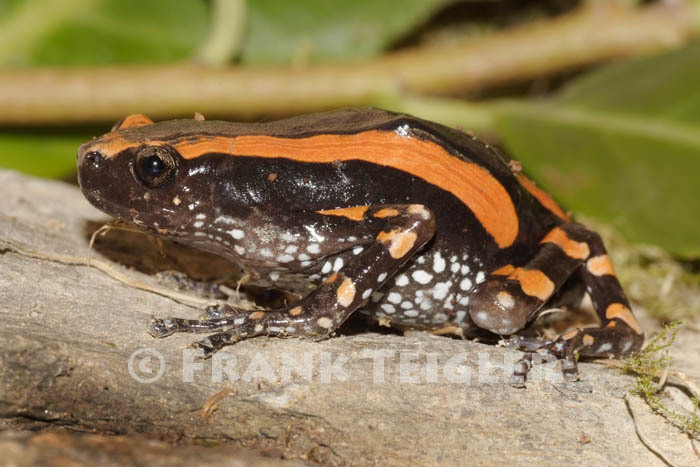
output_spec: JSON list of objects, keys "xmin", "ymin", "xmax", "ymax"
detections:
[{"xmin": 77, "ymin": 114, "xmax": 216, "ymax": 242}]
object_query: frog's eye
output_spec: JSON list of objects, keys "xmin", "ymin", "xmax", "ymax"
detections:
[{"xmin": 133, "ymin": 145, "xmax": 178, "ymax": 188}]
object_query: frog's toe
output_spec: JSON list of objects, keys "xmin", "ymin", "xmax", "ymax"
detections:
[
  {"xmin": 191, "ymin": 337, "xmax": 216, "ymax": 359},
  {"xmin": 509, "ymin": 338, "xmax": 580, "ymax": 388},
  {"xmin": 502, "ymin": 334, "xmax": 551, "ymax": 352},
  {"xmin": 149, "ymin": 318, "xmax": 178, "ymax": 338},
  {"xmin": 510, "ymin": 353, "xmax": 532, "ymax": 388},
  {"xmin": 203, "ymin": 304, "xmax": 242, "ymax": 319}
]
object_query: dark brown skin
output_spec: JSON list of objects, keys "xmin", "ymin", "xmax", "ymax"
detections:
[{"xmin": 77, "ymin": 108, "xmax": 644, "ymax": 386}]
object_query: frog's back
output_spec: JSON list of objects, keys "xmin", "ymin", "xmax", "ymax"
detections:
[{"xmin": 107, "ymin": 108, "xmax": 567, "ymax": 257}]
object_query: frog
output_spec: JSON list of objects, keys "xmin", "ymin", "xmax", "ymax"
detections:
[{"xmin": 76, "ymin": 108, "xmax": 644, "ymax": 386}]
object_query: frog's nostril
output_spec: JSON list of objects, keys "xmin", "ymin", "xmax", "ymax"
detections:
[
  {"xmin": 86, "ymin": 151, "xmax": 101, "ymax": 162},
  {"xmin": 83, "ymin": 150, "xmax": 104, "ymax": 167}
]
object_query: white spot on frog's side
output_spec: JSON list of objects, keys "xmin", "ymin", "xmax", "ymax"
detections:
[
  {"xmin": 432, "ymin": 313, "xmax": 448, "ymax": 323},
  {"xmin": 347, "ymin": 236, "xmax": 357, "ymax": 242},
  {"xmin": 195, "ymin": 213, "xmax": 206, "ymax": 220},
  {"xmin": 268, "ymin": 326, "xmax": 283, "ymax": 334},
  {"xmin": 254, "ymin": 226, "xmax": 278, "ymax": 244},
  {"xmin": 254, "ymin": 323, "xmax": 264, "ymax": 333},
  {"xmin": 460, "ymin": 265, "xmax": 470, "ymax": 275},
  {"xmin": 278, "ymin": 254, "xmax": 294, "ymax": 263},
  {"xmin": 317, "ymin": 317, "xmax": 333, "ymax": 329},
  {"xmin": 352, "ymin": 246, "xmax": 364, "ymax": 255},
  {"xmin": 321, "ymin": 261, "xmax": 332, "ymax": 274},
  {"xmin": 417, "ymin": 256, "xmax": 426, "ymax": 264},
  {"xmin": 301, "ymin": 260, "xmax": 312, "ymax": 267},
  {"xmin": 395, "ymin": 123, "xmax": 411, "ymax": 137},
  {"xmin": 455, "ymin": 310, "xmax": 466, "ymax": 323},
  {"xmin": 307, "ymin": 243, "xmax": 320, "ymax": 254},
  {"xmin": 281, "ymin": 232, "xmax": 297, "ymax": 243},
  {"xmin": 450, "ymin": 263, "xmax": 460, "ymax": 273},
  {"xmin": 377, "ymin": 272, "xmax": 388, "ymax": 283},
  {"xmin": 309, "ymin": 273, "xmax": 321, "ymax": 281},
  {"xmin": 394, "ymin": 274, "xmax": 409, "ymax": 287},
  {"xmin": 188, "ymin": 203, "xmax": 196, "ymax": 211},
  {"xmin": 419, "ymin": 300, "xmax": 433, "ymax": 311},
  {"xmin": 298, "ymin": 253, "xmax": 310, "ymax": 261},
  {"xmin": 432, "ymin": 281, "xmax": 452, "ymax": 300},
  {"xmin": 333, "ymin": 257, "xmax": 344, "ymax": 271},
  {"xmin": 475, "ymin": 311, "xmax": 488, "ymax": 322},
  {"xmin": 459, "ymin": 278, "xmax": 473, "ymax": 291},
  {"xmin": 401, "ymin": 301, "xmax": 412, "ymax": 309},
  {"xmin": 194, "ymin": 232, "xmax": 207, "ymax": 237},
  {"xmin": 403, "ymin": 309, "xmax": 419, "ymax": 317},
  {"xmin": 259, "ymin": 248, "xmax": 273, "ymax": 258},
  {"xmin": 387, "ymin": 293, "xmax": 402, "ymax": 304},
  {"xmin": 304, "ymin": 225, "xmax": 325, "ymax": 243},
  {"xmin": 214, "ymin": 215, "xmax": 237, "ymax": 225},
  {"xmin": 433, "ymin": 252, "xmax": 446, "ymax": 273},
  {"xmin": 450, "ymin": 255, "xmax": 458, "ymax": 263},
  {"xmin": 444, "ymin": 293, "xmax": 455, "ymax": 310},
  {"xmin": 596, "ymin": 342, "xmax": 613, "ymax": 353},
  {"xmin": 234, "ymin": 317, "xmax": 246, "ymax": 325},
  {"xmin": 228, "ymin": 229, "xmax": 245, "ymax": 240},
  {"xmin": 462, "ymin": 254, "xmax": 469, "ymax": 261},
  {"xmin": 234, "ymin": 245, "xmax": 246, "ymax": 255},
  {"xmin": 269, "ymin": 272, "xmax": 280, "ymax": 282},
  {"xmin": 193, "ymin": 221, "xmax": 204, "ymax": 228},
  {"xmin": 621, "ymin": 340, "xmax": 633, "ymax": 353},
  {"xmin": 362, "ymin": 289, "xmax": 373, "ymax": 300},
  {"xmin": 458, "ymin": 296, "xmax": 469, "ymax": 306},
  {"xmin": 371, "ymin": 292, "xmax": 384, "ymax": 302},
  {"xmin": 188, "ymin": 166, "xmax": 207, "ymax": 176},
  {"xmin": 412, "ymin": 270, "xmax": 433, "ymax": 285},
  {"xmin": 381, "ymin": 304, "xmax": 396, "ymax": 314},
  {"xmin": 285, "ymin": 245, "xmax": 298, "ymax": 254},
  {"xmin": 476, "ymin": 271, "xmax": 486, "ymax": 284},
  {"xmin": 285, "ymin": 326, "xmax": 296, "ymax": 333}
]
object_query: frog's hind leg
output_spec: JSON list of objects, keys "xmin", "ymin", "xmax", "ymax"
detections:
[
  {"xmin": 468, "ymin": 223, "xmax": 644, "ymax": 386},
  {"xmin": 149, "ymin": 204, "xmax": 436, "ymax": 358}
]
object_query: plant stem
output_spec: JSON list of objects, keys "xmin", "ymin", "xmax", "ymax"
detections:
[{"xmin": 0, "ymin": 1, "xmax": 695, "ymax": 125}]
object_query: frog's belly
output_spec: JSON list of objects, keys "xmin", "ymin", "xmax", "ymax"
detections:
[{"xmin": 357, "ymin": 247, "xmax": 484, "ymax": 330}]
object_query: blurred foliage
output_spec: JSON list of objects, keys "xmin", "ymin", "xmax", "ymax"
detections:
[
  {"xmin": 0, "ymin": 0, "xmax": 698, "ymax": 259},
  {"xmin": 241, "ymin": 0, "xmax": 453, "ymax": 64},
  {"xmin": 496, "ymin": 42, "xmax": 700, "ymax": 258},
  {"xmin": 0, "ymin": 0, "xmax": 208, "ymax": 66}
]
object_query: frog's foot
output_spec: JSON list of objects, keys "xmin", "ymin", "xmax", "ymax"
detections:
[
  {"xmin": 191, "ymin": 331, "xmax": 253, "ymax": 359},
  {"xmin": 148, "ymin": 313, "xmax": 246, "ymax": 338},
  {"xmin": 148, "ymin": 308, "xmax": 301, "ymax": 358},
  {"xmin": 203, "ymin": 303, "xmax": 246, "ymax": 319},
  {"xmin": 507, "ymin": 336, "xmax": 577, "ymax": 388},
  {"xmin": 156, "ymin": 270, "xmax": 229, "ymax": 299}
]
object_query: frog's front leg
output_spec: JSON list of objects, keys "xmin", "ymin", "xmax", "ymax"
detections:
[
  {"xmin": 468, "ymin": 223, "xmax": 644, "ymax": 386},
  {"xmin": 149, "ymin": 204, "xmax": 436, "ymax": 357}
]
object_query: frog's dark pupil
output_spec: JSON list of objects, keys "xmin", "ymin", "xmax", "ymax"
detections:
[{"xmin": 143, "ymin": 155, "xmax": 166, "ymax": 178}]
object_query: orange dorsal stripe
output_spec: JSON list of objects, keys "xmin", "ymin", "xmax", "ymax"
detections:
[
  {"xmin": 193, "ymin": 131, "xmax": 519, "ymax": 248},
  {"xmin": 515, "ymin": 173, "xmax": 568, "ymax": 222},
  {"xmin": 92, "ymin": 130, "xmax": 520, "ymax": 248}
]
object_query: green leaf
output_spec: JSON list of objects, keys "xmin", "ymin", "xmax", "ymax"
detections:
[
  {"xmin": 0, "ymin": 0, "xmax": 208, "ymax": 67},
  {"xmin": 496, "ymin": 42, "xmax": 700, "ymax": 258},
  {"xmin": 0, "ymin": 130, "xmax": 95, "ymax": 179},
  {"xmin": 240, "ymin": 0, "xmax": 451, "ymax": 64}
]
